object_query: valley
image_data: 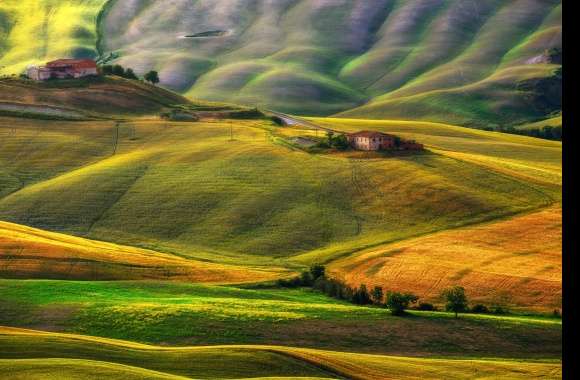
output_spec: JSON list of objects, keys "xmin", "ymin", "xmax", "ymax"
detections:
[{"xmin": 0, "ymin": 1, "xmax": 563, "ymax": 378}]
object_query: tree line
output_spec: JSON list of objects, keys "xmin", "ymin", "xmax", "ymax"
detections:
[
  {"xmin": 485, "ymin": 124, "xmax": 562, "ymax": 141},
  {"xmin": 99, "ymin": 64, "xmax": 160, "ymax": 85},
  {"xmin": 278, "ymin": 265, "xmax": 520, "ymax": 318}
]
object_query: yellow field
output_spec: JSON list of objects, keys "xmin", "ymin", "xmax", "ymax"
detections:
[
  {"xmin": 0, "ymin": 0, "xmax": 108, "ymax": 75},
  {"xmin": 329, "ymin": 206, "xmax": 561, "ymax": 312},
  {"xmin": 0, "ymin": 221, "xmax": 286, "ymax": 283},
  {"xmin": 308, "ymin": 117, "xmax": 562, "ymax": 187},
  {"xmin": 0, "ymin": 327, "xmax": 561, "ymax": 380}
]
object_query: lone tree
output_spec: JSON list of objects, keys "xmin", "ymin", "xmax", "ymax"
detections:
[
  {"xmin": 145, "ymin": 70, "xmax": 160, "ymax": 85},
  {"xmin": 371, "ymin": 286, "xmax": 384, "ymax": 305},
  {"xmin": 385, "ymin": 291, "xmax": 418, "ymax": 316},
  {"xmin": 441, "ymin": 286, "xmax": 468, "ymax": 318}
]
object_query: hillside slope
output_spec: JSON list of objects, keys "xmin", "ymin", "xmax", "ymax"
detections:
[
  {"xmin": 0, "ymin": 1, "xmax": 561, "ymax": 126},
  {"xmin": 0, "ymin": 327, "xmax": 562, "ymax": 379},
  {"xmin": 0, "ymin": 221, "xmax": 284, "ymax": 282},
  {"xmin": 0, "ymin": 76, "xmax": 191, "ymax": 117},
  {"xmin": 0, "ymin": 116, "xmax": 559, "ymax": 268},
  {"xmin": 329, "ymin": 206, "xmax": 561, "ymax": 312}
]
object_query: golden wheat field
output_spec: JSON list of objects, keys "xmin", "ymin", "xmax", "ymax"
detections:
[
  {"xmin": 329, "ymin": 206, "xmax": 561, "ymax": 312},
  {"xmin": 0, "ymin": 221, "xmax": 286, "ymax": 283}
]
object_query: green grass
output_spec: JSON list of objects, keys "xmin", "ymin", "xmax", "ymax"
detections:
[
  {"xmin": 0, "ymin": 280, "xmax": 562, "ymax": 358},
  {"xmin": 0, "ymin": 328, "xmax": 561, "ymax": 379},
  {"xmin": 0, "ymin": 0, "xmax": 108, "ymax": 74},
  {"xmin": 0, "ymin": 117, "xmax": 559, "ymax": 267},
  {"xmin": 0, "ymin": 1, "xmax": 561, "ymax": 125}
]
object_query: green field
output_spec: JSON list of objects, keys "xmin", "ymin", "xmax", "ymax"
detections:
[
  {"xmin": 0, "ymin": 115, "xmax": 559, "ymax": 269},
  {"xmin": 0, "ymin": 280, "xmax": 562, "ymax": 359},
  {"xmin": 0, "ymin": 326, "xmax": 561, "ymax": 380},
  {"xmin": 0, "ymin": 1, "xmax": 562, "ymax": 126},
  {"xmin": 0, "ymin": 6, "xmax": 564, "ymax": 375}
]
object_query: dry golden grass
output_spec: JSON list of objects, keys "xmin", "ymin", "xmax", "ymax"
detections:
[
  {"xmin": 330, "ymin": 206, "xmax": 561, "ymax": 312},
  {"xmin": 0, "ymin": 221, "xmax": 286, "ymax": 283}
]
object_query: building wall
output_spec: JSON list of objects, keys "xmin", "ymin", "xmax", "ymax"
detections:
[
  {"xmin": 349, "ymin": 136, "xmax": 395, "ymax": 151},
  {"xmin": 26, "ymin": 66, "xmax": 97, "ymax": 81}
]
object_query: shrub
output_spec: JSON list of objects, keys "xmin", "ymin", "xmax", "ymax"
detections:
[
  {"xmin": 309, "ymin": 264, "xmax": 325, "ymax": 281},
  {"xmin": 417, "ymin": 302, "xmax": 436, "ymax": 311},
  {"xmin": 331, "ymin": 134, "xmax": 350, "ymax": 150},
  {"xmin": 276, "ymin": 276, "xmax": 302, "ymax": 288},
  {"xmin": 385, "ymin": 291, "xmax": 419, "ymax": 316},
  {"xmin": 300, "ymin": 271, "xmax": 314, "ymax": 287},
  {"xmin": 471, "ymin": 304, "xmax": 489, "ymax": 314},
  {"xmin": 441, "ymin": 286, "xmax": 468, "ymax": 318},
  {"xmin": 125, "ymin": 68, "xmax": 139, "ymax": 80},
  {"xmin": 112, "ymin": 64, "xmax": 125, "ymax": 77},
  {"xmin": 352, "ymin": 284, "xmax": 372, "ymax": 305},
  {"xmin": 100, "ymin": 65, "xmax": 114, "ymax": 75}
]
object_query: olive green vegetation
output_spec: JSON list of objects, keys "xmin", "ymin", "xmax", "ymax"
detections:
[
  {"xmin": 0, "ymin": 280, "xmax": 561, "ymax": 359},
  {"xmin": 0, "ymin": 1, "xmax": 561, "ymax": 126},
  {"xmin": 0, "ymin": 116, "xmax": 559, "ymax": 267},
  {"xmin": 0, "ymin": 76, "xmax": 192, "ymax": 118},
  {"xmin": 0, "ymin": 328, "xmax": 561, "ymax": 380}
]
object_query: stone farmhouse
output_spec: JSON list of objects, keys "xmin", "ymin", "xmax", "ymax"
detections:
[
  {"xmin": 26, "ymin": 59, "xmax": 98, "ymax": 81},
  {"xmin": 347, "ymin": 130, "xmax": 423, "ymax": 151}
]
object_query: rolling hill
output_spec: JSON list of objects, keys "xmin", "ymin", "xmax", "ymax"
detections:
[
  {"xmin": 0, "ymin": 327, "xmax": 562, "ymax": 379},
  {"xmin": 0, "ymin": 116, "xmax": 558, "ymax": 266},
  {"xmin": 0, "ymin": 279, "xmax": 562, "ymax": 356},
  {"xmin": 0, "ymin": 76, "xmax": 191, "ymax": 118},
  {"xmin": 0, "ymin": 109, "xmax": 562, "ymax": 311},
  {"xmin": 0, "ymin": 0, "xmax": 562, "ymax": 127},
  {"xmin": 0, "ymin": 221, "xmax": 285, "ymax": 282}
]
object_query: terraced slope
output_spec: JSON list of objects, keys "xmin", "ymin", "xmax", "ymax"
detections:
[
  {"xmin": 0, "ymin": 327, "xmax": 562, "ymax": 379},
  {"xmin": 0, "ymin": 221, "xmax": 284, "ymax": 282},
  {"xmin": 0, "ymin": 116, "xmax": 558, "ymax": 268},
  {"xmin": 0, "ymin": 1, "xmax": 561, "ymax": 126}
]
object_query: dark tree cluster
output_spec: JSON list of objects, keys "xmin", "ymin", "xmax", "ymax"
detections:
[
  {"xmin": 485, "ymin": 124, "xmax": 562, "ymax": 141},
  {"xmin": 100, "ymin": 64, "xmax": 160, "ymax": 85},
  {"xmin": 276, "ymin": 266, "xmax": 532, "ymax": 319},
  {"xmin": 316, "ymin": 131, "xmax": 350, "ymax": 150}
]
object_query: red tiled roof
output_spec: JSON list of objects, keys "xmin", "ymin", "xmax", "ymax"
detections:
[
  {"xmin": 348, "ymin": 130, "xmax": 395, "ymax": 138},
  {"xmin": 46, "ymin": 59, "xmax": 97, "ymax": 69}
]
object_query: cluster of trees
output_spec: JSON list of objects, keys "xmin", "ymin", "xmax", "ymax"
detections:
[
  {"xmin": 486, "ymin": 124, "xmax": 562, "ymax": 141},
  {"xmin": 278, "ymin": 265, "xmax": 480, "ymax": 317},
  {"xmin": 314, "ymin": 131, "xmax": 350, "ymax": 150},
  {"xmin": 100, "ymin": 64, "xmax": 160, "ymax": 85}
]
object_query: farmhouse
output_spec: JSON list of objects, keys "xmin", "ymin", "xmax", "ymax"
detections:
[
  {"xmin": 26, "ymin": 59, "xmax": 98, "ymax": 81},
  {"xmin": 347, "ymin": 130, "xmax": 423, "ymax": 151}
]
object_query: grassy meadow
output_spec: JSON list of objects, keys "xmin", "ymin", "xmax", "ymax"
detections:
[
  {"xmin": 0, "ymin": 220, "xmax": 286, "ymax": 282},
  {"xmin": 0, "ymin": 116, "xmax": 558, "ymax": 270},
  {"xmin": 0, "ymin": 1, "xmax": 561, "ymax": 126},
  {"xmin": 0, "ymin": 326, "xmax": 561, "ymax": 380},
  {"xmin": 0, "ymin": 279, "xmax": 562, "ymax": 359}
]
